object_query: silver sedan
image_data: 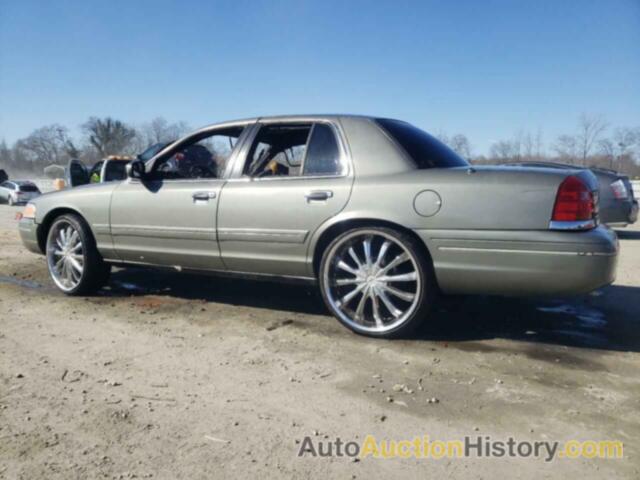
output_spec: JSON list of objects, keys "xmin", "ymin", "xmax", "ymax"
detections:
[{"xmin": 18, "ymin": 115, "xmax": 618, "ymax": 338}]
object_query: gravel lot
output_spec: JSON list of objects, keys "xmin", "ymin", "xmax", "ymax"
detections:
[{"xmin": 1, "ymin": 203, "xmax": 639, "ymax": 479}]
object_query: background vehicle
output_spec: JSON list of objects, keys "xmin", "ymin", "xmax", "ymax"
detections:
[
  {"xmin": 19, "ymin": 115, "xmax": 618, "ymax": 338},
  {"xmin": 0, "ymin": 180, "xmax": 41, "ymax": 205},
  {"xmin": 66, "ymin": 156, "xmax": 132, "ymax": 188},
  {"xmin": 506, "ymin": 162, "xmax": 638, "ymax": 227}
]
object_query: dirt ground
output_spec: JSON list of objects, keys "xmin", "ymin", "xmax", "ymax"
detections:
[{"xmin": 1, "ymin": 204, "xmax": 639, "ymax": 479}]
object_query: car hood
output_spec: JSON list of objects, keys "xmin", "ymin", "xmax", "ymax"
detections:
[{"xmin": 31, "ymin": 181, "xmax": 119, "ymax": 205}]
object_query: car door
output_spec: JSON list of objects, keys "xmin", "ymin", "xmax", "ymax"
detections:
[
  {"xmin": 217, "ymin": 120, "xmax": 353, "ymax": 277},
  {"xmin": 66, "ymin": 160, "xmax": 90, "ymax": 187},
  {"xmin": 109, "ymin": 123, "xmax": 250, "ymax": 270}
]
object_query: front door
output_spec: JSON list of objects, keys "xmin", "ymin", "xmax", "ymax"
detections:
[
  {"xmin": 110, "ymin": 178, "xmax": 224, "ymax": 269},
  {"xmin": 217, "ymin": 121, "xmax": 353, "ymax": 277},
  {"xmin": 109, "ymin": 123, "xmax": 250, "ymax": 270}
]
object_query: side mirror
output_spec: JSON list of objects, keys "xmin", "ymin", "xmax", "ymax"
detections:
[{"xmin": 126, "ymin": 160, "xmax": 146, "ymax": 179}]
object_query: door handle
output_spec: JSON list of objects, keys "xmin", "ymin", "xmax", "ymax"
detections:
[
  {"xmin": 192, "ymin": 191, "xmax": 217, "ymax": 201},
  {"xmin": 305, "ymin": 190, "xmax": 334, "ymax": 202}
]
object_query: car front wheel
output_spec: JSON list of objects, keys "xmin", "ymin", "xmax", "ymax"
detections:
[
  {"xmin": 46, "ymin": 214, "xmax": 111, "ymax": 295},
  {"xmin": 319, "ymin": 227, "xmax": 436, "ymax": 338}
]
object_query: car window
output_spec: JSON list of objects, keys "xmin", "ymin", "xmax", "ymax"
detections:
[
  {"xmin": 0, "ymin": 181, "xmax": 11, "ymax": 188},
  {"xmin": 303, "ymin": 124, "xmax": 342, "ymax": 176},
  {"xmin": 19, "ymin": 185, "xmax": 39, "ymax": 192},
  {"xmin": 376, "ymin": 118, "xmax": 469, "ymax": 169},
  {"xmin": 152, "ymin": 126, "xmax": 245, "ymax": 180},
  {"xmin": 138, "ymin": 142, "xmax": 171, "ymax": 162},
  {"xmin": 244, "ymin": 124, "xmax": 312, "ymax": 178},
  {"xmin": 103, "ymin": 161, "xmax": 129, "ymax": 182}
]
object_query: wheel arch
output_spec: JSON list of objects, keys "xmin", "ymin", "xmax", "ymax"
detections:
[
  {"xmin": 310, "ymin": 217, "xmax": 435, "ymax": 279},
  {"xmin": 37, "ymin": 207, "xmax": 93, "ymax": 253}
]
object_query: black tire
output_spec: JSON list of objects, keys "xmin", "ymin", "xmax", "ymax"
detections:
[
  {"xmin": 318, "ymin": 226, "xmax": 437, "ymax": 339},
  {"xmin": 45, "ymin": 214, "xmax": 111, "ymax": 295}
]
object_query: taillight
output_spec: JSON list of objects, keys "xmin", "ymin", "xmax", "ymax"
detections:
[
  {"xmin": 610, "ymin": 179, "xmax": 628, "ymax": 200},
  {"xmin": 550, "ymin": 175, "xmax": 596, "ymax": 229}
]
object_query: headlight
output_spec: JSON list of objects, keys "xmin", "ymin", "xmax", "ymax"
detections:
[{"xmin": 22, "ymin": 203, "xmax": 37, "ymax": 219}]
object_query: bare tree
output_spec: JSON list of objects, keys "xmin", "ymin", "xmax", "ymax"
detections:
[
  {"xmin": 489, "ymin": 140, "xmax": 518, "ymax": 161},
  {"xmin": 553, "ymin": 134, "xmax": 578, "ymax": 163},
  {"xmin": 534, "ymin": 128, "xmax": 544, "ymax": 159},
  {"xmin": 449, "ymin": 134, "xmax": 472, "ymax": 159},
  {"xmin": 436, "ymin": 132, "xmax": 472, "ymax": 159},
  {"xmin": 14, "ymin": 124, "xmax": 74, "ymax": 170},
  {"xmin": 576, "ymin": 113, "xmax": 608, "ymax": 165},
  {"xmin": 598, "ymin": 127, "xmax": 638, "ymax": 170},
  {"xmin": 82, "ymin": 117, "xmax": 137, "ymax": 156}
]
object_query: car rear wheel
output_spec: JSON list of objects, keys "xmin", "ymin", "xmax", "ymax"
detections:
[
  {"xmin": 46, "ymin": 214, "xmax": 111, "ymax": 295},
  {"xmin": 319, "ymin": 227, "xmax": 436, "ymax": 338}
]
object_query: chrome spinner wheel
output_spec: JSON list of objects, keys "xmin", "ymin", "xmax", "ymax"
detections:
[
  {"xmin": 47, "ymin": 220, "xmax": 85, "ymax": 292},
  {"xmin": 322, "ymin": 229, "xmax": 423, "ymax": 335}
]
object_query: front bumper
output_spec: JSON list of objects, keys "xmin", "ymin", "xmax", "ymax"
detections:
[
  {"xmin": 417, "ymin": 226, "xmax": 618, "ymax": 296},
  {"xmin": 19, "ymin": 218, "xmax": 42, "ymax": 254}
]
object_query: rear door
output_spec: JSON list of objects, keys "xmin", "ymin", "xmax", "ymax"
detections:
[{"xmin": 217, "ymin": 120, "xmax": 353, "ymax": 277}]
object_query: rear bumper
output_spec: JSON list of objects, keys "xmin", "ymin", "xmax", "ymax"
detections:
[
  {"xmin": 416, "ymin": 226, "xmax": 618, "ymax": 296},
  {"xmin": 19, "ymin": 218, "xmax": 43, "ymax": 254}
]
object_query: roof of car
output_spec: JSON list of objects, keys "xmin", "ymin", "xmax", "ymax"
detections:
[
  {"xmin": 196, "ymin": 114, "xmax": 383, "ymax": 130},
  {"xmin": 12, "ymin": 180, "xmax": 37, "ymax": 186}
]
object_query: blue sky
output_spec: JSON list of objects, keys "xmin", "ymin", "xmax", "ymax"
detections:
[{"xmin": 0, "ymin": 0, "xmax": 638, "ymax": 154}]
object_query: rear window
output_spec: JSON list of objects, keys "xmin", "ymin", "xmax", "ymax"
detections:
[
  {"xmin": 104, "ymin": 161, "xmax": 129, "ymax": 182},
  {"xmin": 19, "ymin": 185, "xmax": 39, "ymax": 192},
  {"xmin": 376, "ymin": 119, "xmax": 469, "ymax": 169},
  {"xmin": 303, "ymin": 124, "xmax": 342, "ymax": 176}
]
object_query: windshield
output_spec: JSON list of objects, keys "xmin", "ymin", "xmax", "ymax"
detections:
[
  {"xmin": 138, "ymin": 142, "xmax": 172, "ymax": 162},
  {"xmin": 376, "ymin": 119, "xmax": 469, "ymax": 169}
]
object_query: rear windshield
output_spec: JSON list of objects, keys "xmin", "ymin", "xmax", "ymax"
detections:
[
  {"xmin": 376, "ymin": 119, "xmax": 469, "ymax": 169},
  {"xmin": 19, "ymin": 185, "xmax": 39, "ymax": 192},
  {"xmin": 104, "ymin": 161, "xmax": 129, "ymax": 182}
]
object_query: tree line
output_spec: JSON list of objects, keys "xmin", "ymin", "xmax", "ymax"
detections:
[
  {"xmin": 438, "ymin": 114, "xmax": 640, "ymax": 177},
  {"xmin": 1, "ymin": 113, "xmax": 639, "ymax": 178},
  {"xmin": 0, "ymin": 117, "xmax": 190, "ymax": 176}
]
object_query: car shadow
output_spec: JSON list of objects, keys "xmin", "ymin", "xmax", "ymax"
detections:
[
  {"xmin": 417, "ymin": 286, "xmax": 640, "ymax": 353},
  {"xmin": 105, "ymin": 268, "xmax": 327, "ymax": 315},
  {"xmin": 103, "ymin": 268, "xmax": 640, "ymax": 353}
]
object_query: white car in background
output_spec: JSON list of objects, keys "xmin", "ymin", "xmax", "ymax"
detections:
[{"xmin": 0, "ymin": 180, "xmax": 41, "ymax": 206}]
